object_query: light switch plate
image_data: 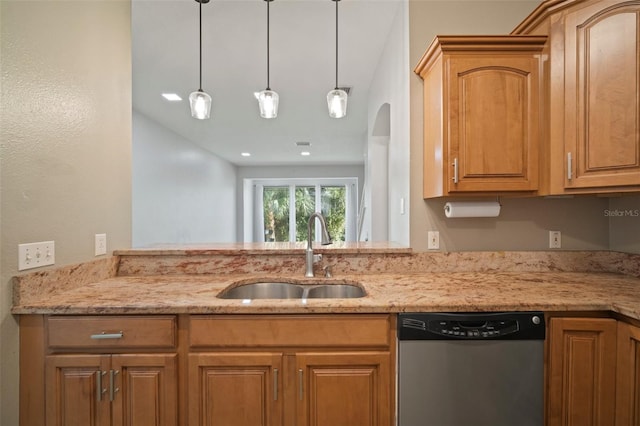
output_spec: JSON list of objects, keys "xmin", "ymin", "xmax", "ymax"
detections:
[{"xmin": 18, "ymin": 241, "xmax": 55, "ymax": 271}]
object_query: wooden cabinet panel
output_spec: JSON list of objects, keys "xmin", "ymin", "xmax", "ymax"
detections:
[
  {"xmin": 415, "ymin": 36, "xmax": 545, "ymax": 198},
  {"xmin": 547, "ymin": 317, "xmax": 617, "ymax": 426},
  {"xmin": 45, "ymin": 353, "xmax": 178, "ymax": 426},
  {"xmin": 448, "ymin": 56, "xmax": 540, "ymax": 193},
  {"xmin": 296, "ymin": 352, "xmax": 391, "ymax": 426},
  {"xmin": 188, "ymin": 352, "xmax": 283, "ymax": 426},
  {"xmin": 562, "ymin": 2, "xmax": 640, "ymax": 190},
  {"xmin": 47, "ymin": 316, "xmax": 177, "ymax": 350},
  {"xmin": 45, "ymin": 354, "xmax": 111, "ymax": 426},
  {"xmin": 190, "ymin": 315, "xmax": 391, "ymax": 349},
  {"xmin": 616, "ymin": 321, "xmax": 640, "ymax": 426},
  {"xmin": 111, "ymin": 354, "xmax": 178, "ymax": 426}
]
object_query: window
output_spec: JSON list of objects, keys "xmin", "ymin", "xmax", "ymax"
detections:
[{"xmin": 249, "ymin": 178, "xmax": 358, "ymax": 243}]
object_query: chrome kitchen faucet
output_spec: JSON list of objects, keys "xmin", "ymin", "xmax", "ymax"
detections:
[{"xmin": 305, "ymin": 212, "xmax": 332, "ymax": 277}]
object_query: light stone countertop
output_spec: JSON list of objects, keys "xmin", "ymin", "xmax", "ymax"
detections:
[{"xmin": 11, "ymin": 270, "xmax": 640, "ymax": 320}]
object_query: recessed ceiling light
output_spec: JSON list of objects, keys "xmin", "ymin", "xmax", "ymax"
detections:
[
  {"xmin": 241, "ymin": 152, "xmax": 251, "ymax": 157},
  {"xmin": 300, "ymin": 151, "xmax": 311, "ymax": 156},
  {"xmin": 162, "ymin": 93, "xmax": 182, "ymax": 101}
]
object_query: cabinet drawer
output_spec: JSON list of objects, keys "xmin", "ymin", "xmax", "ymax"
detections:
[
  {"xmin": 190, "ymin": 314, "xmax": 392, "ymax": 349},
  {"xmin": 47, "ymin": 315, "xmax": 177, "ymax": 350}
]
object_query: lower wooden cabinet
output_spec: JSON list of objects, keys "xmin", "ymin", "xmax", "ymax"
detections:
[
  {"xmin": 188, "ymin": 352, "xmax": 283, "ymax": 426},
  {"xmin": 616, "ymin": 321, "xmax": 640, "ymax": 426},
  {"xmin": 187, "ymin": 350, "xmax": 391, "ymax": 426},
  {"xmin": 296, "ymin": 352, "xmax": 391, "ymax": 426},
  {"xmin": 187, "ymin": 314, "xmax": 395, "ymax": 426},
  {"xmin": 547, "ymin": 317, "xmax": 618, "ymax": 426},
  {"xmin": 45, "ymin": 353, "xmax": 178, "ymax": 426}
]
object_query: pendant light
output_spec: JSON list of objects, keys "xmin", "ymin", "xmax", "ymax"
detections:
[
  {"xmin": 255, "ymin": 0, "xmax": 279, "ymax": 119},
  {"xmin": 189, "ymin": 0, "xmax": 212, "ymax": 120},
  {"xmin": 327, "ymin": 0, "xmax": 347, "ymax": 119}
]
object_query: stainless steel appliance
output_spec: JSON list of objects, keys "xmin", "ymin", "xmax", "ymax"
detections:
[{"xmin": 398, "ymin": 312, "xmax": 545, "ymax": 426}]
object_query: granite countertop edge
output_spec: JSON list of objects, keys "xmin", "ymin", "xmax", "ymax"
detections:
[{"xmin": 12, "ymin": 271, "xmax": 640, "ymax": 321}]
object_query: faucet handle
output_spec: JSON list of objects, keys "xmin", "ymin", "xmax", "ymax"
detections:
[{"xmin": 323, "ymin": 265, "xmax": 333, "ymax": 278}]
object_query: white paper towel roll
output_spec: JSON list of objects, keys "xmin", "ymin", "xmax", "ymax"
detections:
[{"xmin": 444, "ymin": 201, "xmax": 501, "ymax": 218}]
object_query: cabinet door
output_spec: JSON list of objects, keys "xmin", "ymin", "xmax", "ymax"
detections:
[
  {"xmin": 188, "ymin": 352, "xmax": 283, "ymax": 426},
  {"xmin": 563, "ymin": 2, "xmax": 640, "ymax": 189},
  {"xmin": 547, "ymin": 317, "xmax": 617, "ymax": 426},
  {"xmin": 447, "ymin": 55, "xmax": 540, "ymax": 193},
  {"xmin": 295, "ymin": 352, "xmax": 391, "ymax": 426},
  {"xmin": 45, "ymin": 354, "xmax": 111, "ymax": 426},
  {"xmin": 111, "ymin": 354, "xmax": 178, "ymax": 426},
  {"xmin": 616, "ymin": 322, "xmax": 640, "ymax": 426}
]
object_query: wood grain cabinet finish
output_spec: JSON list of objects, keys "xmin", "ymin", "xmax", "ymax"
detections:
[
  {"xmin": 616, "ymin": 321, "xmax": 640, "ymax": 426},
  {"xmin": 46, "ymin": 353, "xmax": 178, "ymax": 426},
  {"xmin": 296, "ymin": 352, "xmax": 391, "ymax": 426},
  {"xmin": 187, "ymin": 315, "xmax": 395, "ymax": 426},
  {"xmin": 188, "ymin": 352, "xmax": 283, "ymax": 426},
  {"xmin": 547, "ymin": 317, "xmax": 617, "ymax": 426},
  {"xmin": 21, "ymin": 316, "xmax": 179, "ymax": 426},
  {"xmin": 414, "ymin": 36, "xmax": 546, "ymax": 198},
  {"xmin": 560, "ymin": 1, "xmax": 640, "ymax": 191}
]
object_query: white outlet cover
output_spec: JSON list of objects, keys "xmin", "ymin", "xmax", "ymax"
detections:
[
  {"xmin": 95, "ymin": 233, "xmax": 107, "ymax": 256},
  {"xmin": 18, "ymin": 241, "xmax": 55, "ymax": 271},
  {"xmin": 428, "ymin": 231, "xmax": 440, "ymax": 250}
]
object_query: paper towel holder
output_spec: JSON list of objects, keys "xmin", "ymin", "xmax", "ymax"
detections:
[{"xmin": 444, "ymin": 198, "xmax": 502, "ymax": 219}]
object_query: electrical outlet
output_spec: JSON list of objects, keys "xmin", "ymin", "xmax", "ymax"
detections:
[
  {"xmin": 95, "ymin": 233, "xmax": 107, "ymax": 256},
  {"xmin": 18, "ymin": 241, "xmax": 55, "ymax": 271},
  {"xmin": 549, "ymin": 231, "xmax": 561, "ymax": 249},
  {"xmin": 428, "ymin": 231, "xmax": 440, "ymax": 250}
]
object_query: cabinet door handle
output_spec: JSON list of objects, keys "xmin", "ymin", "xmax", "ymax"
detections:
[
  {"xmin": 96, "ymin": 370, "xmax": 107, "ymax": 401},
  {"xmin": 567, "ymin": 152, "xmax": 573, "ymax": 181},
  {"xmin": 109, "ymin": 370, "xmax": 120, "ymax": 402},
  {"xmin": 452, "ymin": 158, "xmax": 459, "ymax": 184},
  {"xmin": 90, "ymin": 331, "xmax": 123, "ymax": 340},
  {"xmin": 273, "ymin": 368, "xmax": 278, "ymax": 401},
  {"xmin": 298, "ymin": 369, "xmax": 303, "ymax": 401}
]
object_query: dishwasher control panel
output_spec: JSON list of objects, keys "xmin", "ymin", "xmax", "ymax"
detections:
[{"xmin": 399, "ymin": 312, "xmax": 545, "ymax": 341}]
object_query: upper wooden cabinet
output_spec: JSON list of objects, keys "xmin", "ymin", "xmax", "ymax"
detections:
[
  {"xmin": 515, "ymin": 0, "xmax": 640, "ymax": 194},
  {"xmin": 415, "ymin": 36, "xmax": 546, "ymax": 198}
]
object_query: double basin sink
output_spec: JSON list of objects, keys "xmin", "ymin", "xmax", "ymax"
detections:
[{"xmin": 218, "ymin": 281, "xmax": 366, "ymax": 300}]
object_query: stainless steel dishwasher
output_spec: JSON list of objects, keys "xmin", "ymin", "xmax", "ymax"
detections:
[{"xmin": 398, "ymin": 312, "xmax": 545, "ymax": 426}]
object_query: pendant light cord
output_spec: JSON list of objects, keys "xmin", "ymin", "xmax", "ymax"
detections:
[
  {"xmin": 198, "ymin": 0, "xmax": 203, "ymax": 91},
  {"xmin": 335, "ymin": 0, "xmax": 339, "ymax": 90},
  {"xmin": 266, "ymin": 0, "xmax": 271, "ymax": 90}
]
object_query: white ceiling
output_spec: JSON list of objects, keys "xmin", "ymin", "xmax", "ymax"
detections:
[{"xmin": 132, "ymin": 0, "xmax": 403, "ymax": 166}]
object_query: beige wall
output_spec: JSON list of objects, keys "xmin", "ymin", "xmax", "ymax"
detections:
[
  {"xmin": 0, "ymin": 1, "xmax": 132, "ymax": 423},
  {"xmin": 408, "ymin": 1, "xmax": 611, "ymax": 251},
  {"xmin": 609, "ymin": 195, "xmax": 640, "ymax": 254}
]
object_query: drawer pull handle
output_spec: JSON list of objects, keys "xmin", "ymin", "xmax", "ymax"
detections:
[
  {"xmin": 90, "ymin": 331, "xmax": 124, "ymax": 340},
  {"xmin": 109, "ymin": 370, "xmax": 120, "ymax": 402},
  {"xmin": 96, "ymin": 370, "xmax": 107, "ymax": 401}
]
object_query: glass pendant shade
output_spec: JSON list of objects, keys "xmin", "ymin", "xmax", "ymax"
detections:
[
  {"xmin": 189, "ymin": 89, "xmax": 212, "ymax": 120},
  {"xmin": 255, "ymin": 89, "xmax": 279, "ymax": 119},
  {"xmin": 327, "ymin": 89, "xmax": 347, "ymax": 118}
]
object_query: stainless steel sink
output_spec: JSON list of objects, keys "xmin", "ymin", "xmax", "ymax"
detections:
[
  {"xmin": 306, "ymin": 284, "xmax": 366, "ymax": 299},
  {"xmin": 218, "ymin": 281, "xmax": 365, "ymax": 299},
  {"xmin": 218, "ymin": 282, "xmax": 304, "ymax": 299}
]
